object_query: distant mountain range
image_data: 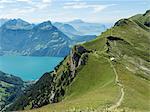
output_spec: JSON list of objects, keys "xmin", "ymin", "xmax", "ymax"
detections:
[
  {"xmin": 53, "ymin": 22, "xmax": 98, "ymax": 45},
  {"xmin": 0, "ymin": 19, "xmax": 107, "ymax": 57},
  {"xmin": 53, "ymin": 19, "xmax": 107, "ymax": 36},
  {"xmin": 66, "ymin": 19, "xmax": 107, "ymax": 35},
  {"xmin": 53, "ymin": 22, "xmax": 81, "ymax": 37}
]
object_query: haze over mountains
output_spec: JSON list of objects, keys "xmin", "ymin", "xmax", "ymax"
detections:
[
  {"xmin": 54, "ymin": 19, "xmax": 107, "ymax": 36},
  {"xmin": 53, "ymin": 20, "xmax": 101, "ymax": 44},
  {"xmin": 66, "ymin": 19, "xmax": 106, "ymax": 35},
  {"xmin": 0, "ymin": 19, "xmax": 9, "ymax": 27},
  {"xmin": 0, "ymin": 19, "xmax": 106, "ymax": 57},
  {"xmin": 6, "ymin": 10, "xmax": 150, "ymax": 112}
]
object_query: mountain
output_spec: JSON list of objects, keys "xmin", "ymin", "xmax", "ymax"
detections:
[
  {"xmin": 53, "ymin": 22, "xmax": 97, "ymax": 44},
  {"xmin": 53, "ymin": 20, "xmax": 107, "ymax": 44},
  {"xmin": 7, "ymin": 10, "xmax": 150, "ymax": 112},
  {"xmin": 130, "ymin": 10, "xmax": 150, "ymax": 27},
  {"xmin": 0, "ymin": 19, "xmax": 105, "ymax": 57},
  {"xmin": 0, "ymin": 71, "xmax": 34, "ymax": 111},
  {"xmin": 67, "ymin": 19, "xmax": 107, "ymax": 35},
  {"xmin": 0, "ymin": 19, "xmax": 71, "ymax": 57},
  {"xmin": 0, "ymin": 19, "xmax": 9, "ymax": 27},
  {"xmin": 0, "ymin": 71, "xmax": 25, "ymax": 111},
  {"xmin": 1, "ymin": 18, "xmax": 33, "ymax": 30},
  {"xmin": 53, "ymin": 22, "xmax": 81, "ymax": 37}
]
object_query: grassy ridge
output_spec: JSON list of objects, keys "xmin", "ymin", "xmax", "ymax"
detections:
[{"xmin": 23, "ymin": 54, "xmax": 120, "ymax": 112}]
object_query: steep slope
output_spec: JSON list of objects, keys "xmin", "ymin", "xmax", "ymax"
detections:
[
  {"xmin": 8, "ymin": 10, "xmax": 150, "ymax": 112},
  {"xmin": 130, "ymin": 10, "xmax": 150, "ymax": 28},
  {"xmin": 0, "ymin": 71, "xmax": 25, "ymax": 111},
  {"xmin": 0, "ymin": 19, "xmax": 71, "ymax": 57},
  {"xmin": 24, "ymin": 21, "xmax": 71, "ymax": 57}
]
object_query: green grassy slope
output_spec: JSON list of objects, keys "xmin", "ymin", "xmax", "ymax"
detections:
[
  {"xmin": 23, "ymin": 54, "xmax": 120, "ymax": 112},
  {"xmin": 0, "ymin": 81, "xmax": 13, "ymax": 101},
  {"xmin": 10, "ymin": 10, "xmax": 150, "ymax": 112},
  {"xmin": 0, "ymin": 71, "xmax": 25, "ymax": 111}
]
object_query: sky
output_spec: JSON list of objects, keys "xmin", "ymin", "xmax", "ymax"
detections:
[{"xmin": 0, "ymin": 0, "xmax": 150, "ymax": 23}]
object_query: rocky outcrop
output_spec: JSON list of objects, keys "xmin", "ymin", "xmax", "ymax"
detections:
[
  {"xmin": 144, "ymin": 21, "xmax": 150, "ymax": 27},
  {"xmin": 7, "ymin": 46, "xmax": 90, "ymax": 111},
  {"xmin": 114, "ymin": 19, "xmax": 135, "ymax": 27}
]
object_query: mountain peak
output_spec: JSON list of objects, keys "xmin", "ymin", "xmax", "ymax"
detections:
[
  {"xmin": 114, "ymin": 19, "xmax": 132, "ymax": 26},
  {"xmin": 2, "ymin": 18, "xmax": 32, "ymax": 29},
  {"xmin": 6, "ymin": 18, "xmax": 30, "ymax": 25},
  {"xmin": 143, "ymin": 10, "xmax": 150, "ymax": 16},
  {"xmin": 71, "ymin": 19, "xmax": 84, "ymax": 23},
  {"xmin": 41, "ymin": 20, "xmax": 52, "ymax": 25},
  {"xmin": 35, "ymin": 21, "xmax": 53, "ymax": 30}
]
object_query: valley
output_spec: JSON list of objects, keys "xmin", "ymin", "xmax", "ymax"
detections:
[
  {"xmin": 0, "ymin": 71, "xmax": 32, "ymax": 111},
  {"xmin": 0, "ymin": 0, "xmax": 150, "ymax": 111},
  {"xmin": 5, "ymin": 10, "xmax": 150, "ymax": 112}
]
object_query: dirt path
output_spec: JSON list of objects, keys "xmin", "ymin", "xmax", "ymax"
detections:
[
  {"xmin": 107, "ymin": 59, "xmax": 125, "ymax": 111},
  {"xmin": 93, "ymin": 52, "xmax": 125, "ymax": 111}
]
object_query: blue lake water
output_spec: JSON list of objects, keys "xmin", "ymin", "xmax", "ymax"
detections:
[{"xmin": 0, "ymin": 56, "xmax": 63, "ymax": 81}]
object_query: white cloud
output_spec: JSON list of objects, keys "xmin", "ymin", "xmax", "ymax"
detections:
[
  {"xmin": 33, "ymin": 0, "xmax": 52, "ymax": 9},
  {"xmin": 0, "ymin": 0, "xmax": 53, "ymax": 19},
  {"xmin": 14, "ymin": 8, "xmax": 35, "ymax": 13},
  {"xmin": 0, "ymin": 7, "xmax": 35, "ymax": 18},
  {"xmin": 16, "ymin": 0, "xmax": 33, "ymax": 5},
  {"xmin": 73, "ymin": 0, "xmax": 82, "ymax": 1},
  {"xmin": 0, "ymin": 5, "xmax": 4, "ymax": 8},
  {"xmin": 42, "ymin": 0, "xmax": 52, "ymax": 3},
  {"xmin": 64, "ymin": 2, "xmax": 116, "ymax": 13},
  {"xmin": 0, "ymin": 0, "xmax": 15, "ymax": 5},
  {"xmin": 0, "ymin": 0, "xmax": 14, "ymax": 3},
  {"xmin": 93, "ymin": 4, "xmax": 115, "ymax": 13},
  {"xmin": 38, "ymin": 4, "xmax": 48, "ymax": 9},
  {"xmin": 17, "ymin": 0, "xmax": 30, "ymax": 2}
]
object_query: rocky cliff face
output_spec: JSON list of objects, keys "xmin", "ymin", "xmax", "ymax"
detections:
[{"xmin": 7, "ymin": 45, "xmax": 89, "ymax": 111}]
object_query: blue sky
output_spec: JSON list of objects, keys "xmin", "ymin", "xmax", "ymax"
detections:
[{"xmin": 0, "ymin": 0, "xmax": 150, "ymax": 23}]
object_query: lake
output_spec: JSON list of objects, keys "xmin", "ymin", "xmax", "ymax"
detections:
[{"xmin": 0, "ymin": 56, "xmax": 63, "ymax": 81}]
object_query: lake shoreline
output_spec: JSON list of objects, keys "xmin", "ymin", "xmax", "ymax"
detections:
[{"xmin": 0, "ymin": 56, "xmax": 64, "ymax": 80}]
